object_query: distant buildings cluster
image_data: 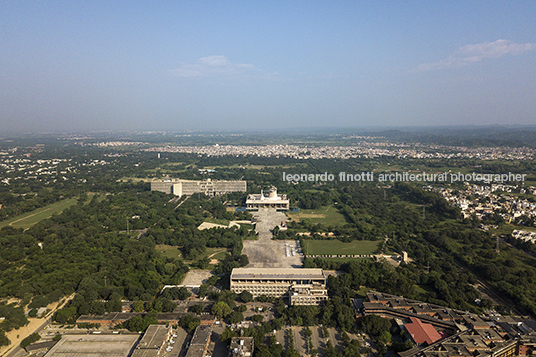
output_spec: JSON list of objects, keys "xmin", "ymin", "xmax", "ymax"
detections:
[
  {"xmin": 431, "ymin": 183, "xmax": 536, "ymax": 223},
  {"xmin": 143, "ymin": 143, "xmax": 535, "ymax": 160},
  {"xmin": 511, "ymin": 230, "xmax": 536, "ymax": 244},
  {"xmin": 359, "ymin": 291, "xmax": 536, "ymax": 357}
]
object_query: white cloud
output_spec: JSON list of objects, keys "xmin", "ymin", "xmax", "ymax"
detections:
[
  {"xmin": 197, "ymin": 55, "xmax": 229, "ymax": 67},
  {"xmin": 413, "ymin": 39, "xmax": 536, "ymax": 73},
  {"xmin": 171, "ymin": 55, "xmax": 258, "ymax": 78}
]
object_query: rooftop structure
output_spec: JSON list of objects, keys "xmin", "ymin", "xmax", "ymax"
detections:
[
  {"xmin": 405, "ymin": 317, "xmax": 443, "ymax": 345},
  {"xmin": 361, "ymin": 291, "xmax": 536, "ymax": 357},
  {"xmin": 77, "ymin": 312, "xmax": 182, "ymax": 326},
  {"xmin": 43, "ymin": 334, "xmax": 140, "ymax": 357},
  {"xmin": 230, "ymin": 337, "xmax": 254, "ymax": 356},
  {"xmin": 131, "ymin": 325, "xmax": 172, "ymax": 357},
  {"xmin": 151, "ymin": 178, "xmax": 246, "ymax": 197},
  {"xmin": 246, "ymin": 187, "xmax": 289, "ymax": 210},
  {"xmin": 185, "ymin": 325, "xmax": 212, "ymax": 357},
  {"xmin": 230, "ymin": 268, "xmax": 328, "ymax": 305}
]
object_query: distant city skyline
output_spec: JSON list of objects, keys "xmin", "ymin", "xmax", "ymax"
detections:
[{"xmin": 1, "ymin": 1, "xmax": 535, "ymax": 133}]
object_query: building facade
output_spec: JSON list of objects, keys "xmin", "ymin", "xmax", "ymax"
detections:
[
  {"xmin": 246, "ymin": 187, "xmax": 289, "ymax": 210},
  {"xmin": 230, "ymin": 268, "xmax": 328, "ymax": 305},
  {"xmin": 151, "ymin": 178, "xmax": 246, "ymax": 197}
]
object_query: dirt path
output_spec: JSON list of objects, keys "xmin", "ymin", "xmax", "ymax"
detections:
[
  {"xmin": 207, "ymin": 250, "xmax": 226, "ymax": 259},
  {"xmin": 206, "ymin": 249, "xmax": 226, "ymax": 265},
  {"xmin": 0, "ymin": 293, "xmax": 75, "ymax": 356}
]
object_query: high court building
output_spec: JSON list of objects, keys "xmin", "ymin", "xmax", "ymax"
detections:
[{"xmin": 246, "ymin": 187, "xmax": 289, "ymax": 210}]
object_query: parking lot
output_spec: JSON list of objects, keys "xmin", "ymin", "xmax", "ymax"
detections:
[{"xmin": 271, "ymin": 326, "xmax": 367, "ymax": 356}]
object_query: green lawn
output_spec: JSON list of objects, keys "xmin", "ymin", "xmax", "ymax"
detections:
[
  {"xmin": 155, "ymin": 245, "xmax": 229, "ymax": 264},
  {"xmin": 492, "ymin": 224, "xmax": 536, "ymax": 235},
  {"xmin": 156, "ymin": 244, "xmax": 182, "ymax": 259},
  {"xmin": 0, "ymin": 198, "xmax": 79, "ymax": 229},
  {"xmin": 303, "ymin": 239, "xmax": 381, "ymax": 255},
  {"xmin": 287, "ymin": 205, "xmax": 348, "ymax": 226}
]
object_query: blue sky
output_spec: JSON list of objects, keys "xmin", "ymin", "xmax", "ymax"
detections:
[{"xmin": 1, "ymin": 1, "xmax": 535, "ymax": 132}]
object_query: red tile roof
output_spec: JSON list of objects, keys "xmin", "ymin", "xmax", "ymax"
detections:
[{"xmin": 405, "ymin": 317, "xmax": 443, "ymax": 345}]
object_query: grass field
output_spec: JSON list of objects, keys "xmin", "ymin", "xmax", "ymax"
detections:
[
  {"xmin": 155, "ymin": 245, "xmax": 229, "ymax": 265},
  {"xmin": 287, "ymin": 205, "xmax": 348, "ymax": 226},
  {"xmin": 492, "ymin": 224, "xmax": 536, "ymax": 235},
  {"xmin": 0, "ymin": 198, "xmax": 79, "ymax": 229},
  {"xmin": 302, "ymin": 239, "xmax": 381, "ymax": 255}
]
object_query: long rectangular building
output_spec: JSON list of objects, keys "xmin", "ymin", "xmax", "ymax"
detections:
[
  {"xmin": 151, "ymin": 178, "xmax": 246, "ymax": 197},
  {"xmin": 230, "ymin": 268, "xmax": 328, "ymax": 305}
]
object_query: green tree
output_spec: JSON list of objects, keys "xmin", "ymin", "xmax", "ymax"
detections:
[
  {"xmin": 20, "ymin": 333, "xmax": 40, "ymax": 348},
  {"xmin": 189, "ymin": 304, "xmax": 203, "ymax": 314},
  {"xmin": 132, "ymin": 301, "xmax": 145, "ymax": 312},
  {"xmin": 378, "ymin": 331, "xmax": 392, "ymax": 344},
  {"xmin": 239, "ymin": 290, "xmax": 253, "ymax": 303},
  {"xmin": 361, "ymin": 314, "xmax": 391, "ymax": 337},
  {"xmin": 227, "ymin": 311, "xmax": 244, "ymax": 324},
  {"xmin": 251, "ymin": 314, "xmax": 264, "ymax": 323},
  {"xmin": 0, "ymin": 332, "xmax": 10, "ymax": 347},
  {"xmin": 179, "ymin": 314, "xmax": 200, "ymax": 333},
  {"xmin": 212, "ymin": 301, "xmax": 232, "ymax": 319},
  {"xmin": 220, "ymin": 326, "xmax": 237, "ymax": 343}
]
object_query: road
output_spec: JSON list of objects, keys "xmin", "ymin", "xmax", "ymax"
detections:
[{"xmin": 4, "ymin": 318, "xmax": 50, "ymax": 357}]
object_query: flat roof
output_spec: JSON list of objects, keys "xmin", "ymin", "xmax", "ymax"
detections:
[
  {"xmin": 131, "ymin": 350, "xmax": 159, "ymax": 357},
  {"xmin": 190, "ymin": 325, "xmax": 212, "ymax": 346},
  {"xmin": 44, "ymin": 334, "xmax": 140, "ymax": 357},
  {"xmin": 230, "ymin": 337, "xmax": 254, "ymax": 353},
  {"xmin": 136, "ymin": 325, "xmax": 169, "ymax": 349},
  {"xmin": 185, "ymin": 326, "xmax": 212, "ymax": 357},
  {"xmin": 231, "ymin": 268, "xmax": 325, "ymax": 280}
]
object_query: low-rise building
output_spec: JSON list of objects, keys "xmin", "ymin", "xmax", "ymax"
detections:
[
  {"xmin": 229, "ymin": 337, "xmax": 254, "ymax": 356},
  {"xmin": 185, "ymin": 325, "xmax": 212, "ymax": 357},
  {"xmin": 131, "ymin": 325, "xmax": 172, "ymax": 357}
]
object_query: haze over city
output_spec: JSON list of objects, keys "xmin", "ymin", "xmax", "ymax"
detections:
[{"xmin": 1, "ymin": 1, "xmax": 535, "ymax": 132}]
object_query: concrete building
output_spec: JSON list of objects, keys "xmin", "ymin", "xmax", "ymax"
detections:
[
  {"xmin": 246, "ymin": 187, "xmax": 289, "ymax": 210},
  {"xmin": 230, "ymin": 268, "xmax": 328, "ymax": 305},
  {"xmin": 230, "ymin": 337, "xmax": 254, "ymax": 356},
  {"xmin": 151, "ymin": 178, "xmax": 246, "ymax": 197},
  {"xmin": 131, "ymin": 325, "xmax": 173, "ymax": 357},
  {"xmin": 185, "ymin": 325, "xmax": 212, "ymax": 357},
  {"xmin": 44, "ymin": 334, "xmax": 140, "ymax": 357}
]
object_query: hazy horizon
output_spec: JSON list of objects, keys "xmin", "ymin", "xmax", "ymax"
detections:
[{"xmin": 1, "ymin": 1, "xmax": 535, "ymax": 132}]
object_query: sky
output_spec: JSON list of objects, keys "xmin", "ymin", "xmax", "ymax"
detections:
[{"xmin": 1, "ymin": 1, "xmax": 535, "ymax": 133}]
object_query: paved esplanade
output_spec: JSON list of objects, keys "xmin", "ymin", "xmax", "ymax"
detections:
[{"xmin": 242, "ymin": 208, "xmax": 302, "ymax": 268}]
